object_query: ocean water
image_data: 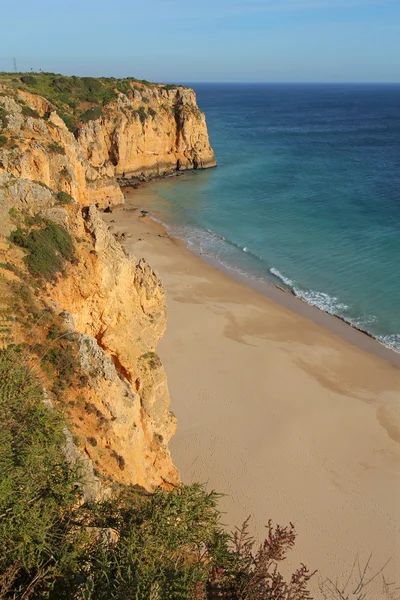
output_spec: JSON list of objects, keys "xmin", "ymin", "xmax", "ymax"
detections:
[{"xmin": 137, "ymin": 84, "xmax": 400, "ymax": 352}]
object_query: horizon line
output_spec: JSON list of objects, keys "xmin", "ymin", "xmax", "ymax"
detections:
[{"xmin": 179, "ymin": 80, "xmax": 400, "ymax": 85}]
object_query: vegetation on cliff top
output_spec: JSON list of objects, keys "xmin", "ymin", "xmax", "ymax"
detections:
[{"xmin": 0, "ymin": 72, "xmax": 183, "ymax": 133}]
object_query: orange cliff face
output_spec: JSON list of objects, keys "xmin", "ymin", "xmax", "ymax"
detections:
[
  {"xmin": 78, "ymin": 85, "xmax": 216, "ymax": 177},
  {"xmin": 0, "ymin": 83, "xmax": 216, "ymax": 209},
  {"xmin": 0, "ymin": 78, "xmax": 214, "ymax": 492},
  {"xmin": 51, "ymin": 205, "xmax": 179, "ymax": 489},
  {"xmin": 0, "ymin": 182, "xmax": 179, "ymax": 491}
]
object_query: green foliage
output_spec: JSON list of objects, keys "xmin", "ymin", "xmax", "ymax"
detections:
[
  {"xmin": 34, "ymin": 180, "xmax": 52, "ymax": 191},
  {"xmin": 21, "ymin": 104, "xmax": 40, "ymax": 118},
  {"xmin": 77, "ymin": 485, "xmax": 230, "ymax": 599},
  {"xmin": 140, "ymin": 351, "xmax": 162, "ymax": 370},
  {"xmin": 8, "ymin": 207, "xmax": 19, "ymax": 220},
  {"xmin": 0, "ymin": 346, "xmax": 87, "ymax": 598},
  {"xmin": 41, "ymin": 340, "xmax": 81, "ymax": 394},
  {"xmin": 81, "ymin": 105, "xmax": 102, "ymax": 123},
  {"xmin": 148, "ymin": 107, "xmax": 157, "ymax": 118},
  {"xmin": 82, "ymin": 77, "xmax": 103, "ymax": 96},
  {"xmin": 20, "ymin": 74, "xmax": 37, "ymax": 86},
  {"xmin": 9, "ymin": 219, "xmax": 76, "ymax": 282},
  {"xmin": 56, "ymin": 191, "xmax": 74, "ymax": 205},
  {"xmin": 58, "ymin": 111, "xmax": 78, "ymax": 133},
  {"xmin": 0, "ymin": 134, "xmax": 7, "ymax": 147},
  {"xmin": 102, "ymin": 88, "xmax": 117, "ymax": 105},
  {"xmin": 10, "ymin": 281, "xmax": 43, "ymax": 322},
  {"xmin": 0, "ymin": 106, "xmax": 9, "ymax": 128},
  {"xmin": 48, "ymin": 141, "xmax": 66, "ymax": 155},
  {"xmin": 137, "ymin": 105, "xmax": 147, "ymax": 124},
  {"xmin": 116, "ymin": 79, "xmax": 133, "ymax": 94},
  {"xmin": 0, "ymin": 73, "xmax": 164, "ymax": 140}
]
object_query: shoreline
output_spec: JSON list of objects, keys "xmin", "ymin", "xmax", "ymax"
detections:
[
  {"xmin": 120, "ymin": 184, "xmax": 400, "ymax": 369},
  {"xmin": 103, "ymin": 197, "xmax": 400, "ymax": 590}
]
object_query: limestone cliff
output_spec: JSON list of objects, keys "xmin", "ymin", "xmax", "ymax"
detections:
[
  {"xmin": 0, "ymin": 174, "xmax": 178, "ymax": 490},
  {"xmin": 52, "ymin": 204, "xmax": 179, "ymax": 488},
  {"xmin": 0, "ymin": 76, "xmax": 216, "ymax": 209},
  {"xmin": 0, "ymin": 74, "xmax": 212, "ymax": 491}
]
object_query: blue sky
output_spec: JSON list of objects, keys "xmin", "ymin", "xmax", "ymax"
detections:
[{"xmin": 1, "ymin": 0, "xmax": 399, "ymax": 82}]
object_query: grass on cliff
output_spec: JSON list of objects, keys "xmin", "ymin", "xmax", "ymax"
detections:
[
  {"xmin": 9, "ymin": 217, "xmax": 76, "ymax": 282},
  {"xmin": 0, "ymin": 72, "xmax": 186, "ymax": 134},
  {"xmin": 0, "ymin": 72, "xmax": 164, "ymax": 133}
]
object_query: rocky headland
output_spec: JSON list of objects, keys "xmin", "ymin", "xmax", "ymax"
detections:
[{"xmin": 0, "ymin": 73, "xmax": 216, "ymax": 493}]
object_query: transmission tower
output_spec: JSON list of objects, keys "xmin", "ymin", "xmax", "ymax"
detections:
[{"xmin": 13, "ymin": 57, "xmax": 17, "ymax": 73}]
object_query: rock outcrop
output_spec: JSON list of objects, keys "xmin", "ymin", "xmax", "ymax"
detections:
[{"xmin": 52, "ymin": 204, "xmax": 178, "ymax": 488}]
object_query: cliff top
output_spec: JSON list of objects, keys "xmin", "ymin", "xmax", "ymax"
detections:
[{"xmin": 0, "ymin": 72, "xmax": 188, "ymax": 133}]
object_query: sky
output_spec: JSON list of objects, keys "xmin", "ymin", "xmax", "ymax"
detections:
[{"xmin": 0, "ymin": 0, "xmax": 399, "ymax": 83}]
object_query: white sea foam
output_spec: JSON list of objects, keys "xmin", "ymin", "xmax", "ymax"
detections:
[
  {"xmin": 376, "ymin": 334, "xmax": 400, "ymax": 353},
  {"xmin": 269, "ymin": 267, "xmax": 294, "ymax": 287},
  {"xmin": 144, "ymin": 215, "xmax": 400, "ymax": 355},
  {"xmin": 293, "ymin": 288, "xmax": 349, "ymax": 315}
]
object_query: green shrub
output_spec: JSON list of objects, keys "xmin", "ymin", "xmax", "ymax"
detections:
[
  {"xmin": 41, "ymin": 342, "xmax": 80, "ymax": 393},
  {"xmin": 21, "ymin": 104, "xmax": 40, "ymax": 118},
  {"xmin": 116, "ymin": 80, "xmax": 132, "ymax": 95},
  {"xmin": 8, "ymin": 207, "xmax": 19, "ymax": 220},
  {"xmin": 102, "ymin": 88, "xmax": 118, "ymax": 105},
  {"xmin": 9, "ymin": 219, "xmax": 76, "ymax": 282},
  {"xmin": 138, "ymin": 105, "xmax": 147, "ymax": 124},
  {"xmin": 148, "ymin": 107, "xmax": 156, "ymax": 118},
  {"xmin": 81, "ymin": 105, "xmax": 102, "ymax": 123},
  {"xmin": 48, "ymin": 141, "xmax": 66, "ymax": 155},
  {"xmin": 56, "ymin": 191, "xmax": 74, "ymax": 204},
  {"xmin": 20, "ymin": 74, "xmax": 37, "ymax": 86},
  {"xmin": 59, "ymin": 95, "xmax": 77, "ymax": 109},
  {"xmin": 82, "ymin": 77, "xmax": 103, "ymax": 96},
  {"xmin": 0, "ymin": 106, "xmax": 8, "ymax": 128},
  {"xmin": 36, "ymin": 180, "xmax": 52, "ymax": 190},
  {"xmin": 0, "ymin": 346, "xmax": 86, "ymax": 598},
  {"xmin": 0, "ymin": 135, "xmax": 7, "ymax": 147},
  {"xmin": 58, "ymin": 112, "xmax": 78, "ymax": 133}
]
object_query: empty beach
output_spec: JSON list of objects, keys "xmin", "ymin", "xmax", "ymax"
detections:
[{"xmin": 105, "ymin": 196, "xmax": 400, "ymax": 592}]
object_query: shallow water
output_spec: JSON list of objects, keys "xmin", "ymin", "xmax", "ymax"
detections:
[{"xmin": 135, "ymin": 83, "xmax": 400, "ymax": 352}]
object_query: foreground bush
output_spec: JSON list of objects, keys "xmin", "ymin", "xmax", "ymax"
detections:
[
  {"xmin": 0, "ymin": 347, "xmax": 87, "ymax": 598},
  {"xmin": 0, "ymin": 346, "xmax": 314, "ymax": 599}
]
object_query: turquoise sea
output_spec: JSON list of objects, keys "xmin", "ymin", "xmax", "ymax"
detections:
[{"xmin": 137, "ymin": 84, "xmax": 400, "ymax": 352}]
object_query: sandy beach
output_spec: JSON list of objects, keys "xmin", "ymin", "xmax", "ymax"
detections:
[{"xmin": 104, "ymin": 192, "xmax": 400, "ymax": 593}]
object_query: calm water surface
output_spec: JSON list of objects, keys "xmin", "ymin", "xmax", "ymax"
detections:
[{"xmin": 136, "ymin": 84, "xmax": 400, "ymax": 351}]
